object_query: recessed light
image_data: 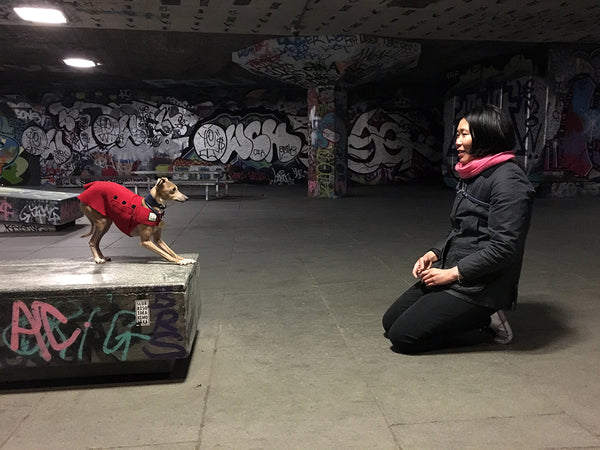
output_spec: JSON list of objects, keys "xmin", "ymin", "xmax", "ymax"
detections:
[
  {"xmin": 14, "ymin": 7, "xmax": 67, "ymax": 24},
  {"xmin": 63, "ymin": 58, "xmax": 97, "ymax": 68}
]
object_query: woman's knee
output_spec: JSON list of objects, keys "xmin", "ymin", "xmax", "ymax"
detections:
[
  {"xmin": 389, "ymin": 340, "xmax": 422, "ymax": 355},
  {"xmin": 382, "ymin": 309, "xmax": 395, "ymax": 332},
  {"xmin": 386, "ymin": 329, "xmax": 424, "ymax": 354}
]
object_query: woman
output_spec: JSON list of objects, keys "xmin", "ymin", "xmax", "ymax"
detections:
[{"xmin": 382, "ymin": 104, "xmax": 535, "ymax": 354}]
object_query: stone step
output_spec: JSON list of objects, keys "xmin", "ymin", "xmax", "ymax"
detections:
[
  {"xmin": 0, "ymin": 186, "xmax": 83, "ymax": 232},
  {"xmin": 0, "ymin": 254, "xmax": 200, "ymax": 382}
]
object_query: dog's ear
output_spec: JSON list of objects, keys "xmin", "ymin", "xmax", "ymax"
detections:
[{"xmin": 155, "ymin": 177, "xmax": 167, "ymax": 186}]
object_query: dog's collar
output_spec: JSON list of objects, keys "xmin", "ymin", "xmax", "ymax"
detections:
[{"xmin": 144, "ymin": 193, "xmax": 166, "ymax": 217}]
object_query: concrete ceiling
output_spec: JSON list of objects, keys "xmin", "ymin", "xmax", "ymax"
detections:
[{"xmin": 0, "ymin": 0, "xmax": 599, "ymax": 93}]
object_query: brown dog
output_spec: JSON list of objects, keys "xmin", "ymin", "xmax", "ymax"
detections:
[{"xmin": 78, "ymin": 178, "xmax": 195, "ymax": 265}]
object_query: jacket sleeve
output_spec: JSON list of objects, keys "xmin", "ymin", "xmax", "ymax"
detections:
[
  {"xmin": 429, "ymin": 238, "xmax": 446, "ymax": 261},
  {"xmin": 457, "ymin": 167, "xmax": 534, "ymax": 280}
]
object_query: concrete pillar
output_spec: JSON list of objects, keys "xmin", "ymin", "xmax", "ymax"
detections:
[
  {"xmin": 307, "ymin": 86, "xmax": 348, "ymax": 198},
  {"xmin": 233, "ymin": 35, "xmax": 421, "ymax": 198}
]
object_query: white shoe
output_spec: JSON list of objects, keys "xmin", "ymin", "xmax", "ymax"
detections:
[{"xmin": 490, "ymin": 310, "xmax": 513, "ymax": 344}]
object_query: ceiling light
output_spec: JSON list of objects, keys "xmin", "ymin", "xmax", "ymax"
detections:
[
  {"xmin": 14, "ymin": 7, "xmax": 67, "ymax": 24},
  {"xmin": 63, "ymin": 58, "xmax": 97, "ymax": 68}
]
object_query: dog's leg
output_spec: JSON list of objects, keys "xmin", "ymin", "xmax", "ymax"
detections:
[
  {"xmin": 138, "ymin": 226, "xmax": 195, "ymax": 265},
  {"xmin": 80, "ymin": 203, "xmax": 95, "ymax": 238},
  {"xmin": 153, "ymin": 228, "xmax": 195, "ymax": 265},
  {"xmin": 81, "ymin": 203, "xmax": 112, "ymax": 263},
  {"xmin": 153, "ymin": 227, "xmax": 182, "ymax": 259},
  {"xmin": 155, "ymin": 239, "xmax": 195, "ymax": 265},
  {"xmin": 89, "ymin": 216, "xmax": 113, "ymax": 263}
]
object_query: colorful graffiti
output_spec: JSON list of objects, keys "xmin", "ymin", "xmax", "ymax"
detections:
[
  {"xmin": 444, "ymin": 48, "xmax": 600, "ymax": 194},
  {"xmin": 546, "ymin": 48, "xmax": 600, "ymax": 183},
  {"xmin": 1, "ymin": 296, "xmax": 188, "ymax": 366},
  {"xmin": 233, "ymin": 35, "xmax": 421, "ymax": 88},
  {"xmin": 1, "ymin": 95, "xmax": 308, "ymax": 186},
  {"xmin": 307, "ymin": 87, "xmax": 347, "ymax": 198},
  {"xmin": 2, "ymin": 90, "xmax": 444, "ymax": 189},
  {"xmin": 0, "ymin": 112, "xmax": 29, "ymax": 184}
]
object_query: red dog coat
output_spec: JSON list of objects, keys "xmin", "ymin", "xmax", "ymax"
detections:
[{"xmin": 78, "ymin": 181, "xmax": 162, "ymax": 236}]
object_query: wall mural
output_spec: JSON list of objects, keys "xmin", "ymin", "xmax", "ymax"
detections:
[
  {"xmin": 444, "ymin": 49, "xmax": 600, "ymax": 195},
  {"xmin": 443, "ymin": 75, "xmax": 548, "ymax": 186},
  {"xmin": 348, "ymin": 108, "xmax": 441, "ymax": 184},
  {"xmin": 181, "ymin": 110, "xmax": 307, "ymax": 185},
  {"xmin": 0, "ymin": 94, "xmax": 309, "ymax": 186},
  {"xmin": 545, "ymin": 47, "xmax": 600, "ymax": 195},
  {"xmin": 0, "ymin": 112, "xmax": 29, "ymax": 184},
  {"xmin": 3, "ymin": 47, "xmax": 600, "ymax": 194},
  {"xmin": 0, "ymin": 91, "xmax": 441, "ymax": 188}
]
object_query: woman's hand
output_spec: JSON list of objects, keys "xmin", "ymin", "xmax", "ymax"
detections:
[
  {"xmin": 420, "ymin": 266, "xmax": 460, "ymax": 287},
  {"xmin": 412, "ymin": 251, "xmax": 438, "ymax": 279}
]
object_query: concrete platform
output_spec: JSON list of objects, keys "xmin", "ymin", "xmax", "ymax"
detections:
[
  {"xmin": 0, "ymin": 254, "xmax": 200, "ymax": 382},
  {"xmin": 0, "ymin": 186, "xmax": 82, "ymax": 232},
  {"xmin": 1, "ymin": 183, "xmax": 600, "ymax": 449}
]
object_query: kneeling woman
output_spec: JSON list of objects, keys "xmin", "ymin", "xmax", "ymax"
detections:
[{"xmin": 382, "ymin": 104, "xmax": 535, "ymax": 354}]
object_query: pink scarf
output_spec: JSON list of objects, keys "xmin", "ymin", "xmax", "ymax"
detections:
[{"xmin": 455, "ymin": 151, "xmax": 515, "ymax": 179}]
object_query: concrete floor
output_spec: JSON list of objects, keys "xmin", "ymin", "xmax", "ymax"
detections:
[{"xmin": 1, "ymin": 182, "xmax": 599, "ymax": 449}]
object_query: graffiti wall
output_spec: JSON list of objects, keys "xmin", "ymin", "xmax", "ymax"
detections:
[
  {"xmin": 544, "ymin": 46, "xmax": 600, "ymax": 194},
  {"xmin": 3, "ymin": 46, "xmax": 600, "ymax": 193},
  {"xmin": 0, "ymin": 88, "xmax": 442, "ymax": 188},
  {"xmin": 443, "ymin": 75, "xmax": 548, "ymax": 186},
  {"xmin": 0, "ymin": 108, "xmax": 29, "ymax": 184},
  {"xmin": 0, "ymin": 90, "xmax": 309, "ymax": 186},
  {"xmin": 348, "ymin": 107, "xmax": 441, "ymax": 184},
  {"xmin": 181, "ymin": 109, "xmax": 307, "ymax": 185},
  {"xmin": 444, "ymin": 48, "xmax": 600, "ymax": 195}
]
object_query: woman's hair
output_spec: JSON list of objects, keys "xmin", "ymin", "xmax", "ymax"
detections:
[{"xmin": 462, "ymin": 104, "xmax": 516, "ymax": 157}]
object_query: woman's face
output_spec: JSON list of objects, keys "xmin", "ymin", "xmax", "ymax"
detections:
[{"xmin": 455, "ymin": 118, "xmax": 476, "ymax": 164}]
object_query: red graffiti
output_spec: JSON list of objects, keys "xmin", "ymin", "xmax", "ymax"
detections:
[{"xmin": 11, "ymin": 300, "xmax": 82, "ymax": 362}]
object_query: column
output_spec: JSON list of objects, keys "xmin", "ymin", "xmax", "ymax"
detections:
[{"xmin": 307, "ymin": 86, "xmax": 348, "ymax": 198}]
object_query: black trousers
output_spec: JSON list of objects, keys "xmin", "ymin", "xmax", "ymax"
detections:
[{"xmin": 382, "ymin": 283, "xmax": 495, "ymax": 354}]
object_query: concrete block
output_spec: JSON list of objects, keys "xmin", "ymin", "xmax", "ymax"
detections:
[
  {"xmin": 0, "ymin": 186, "xmax": 82, "ymax": 232},
  {"xmin": 0, "ymin": 254, "xmax": 200, "ymax": 382}
]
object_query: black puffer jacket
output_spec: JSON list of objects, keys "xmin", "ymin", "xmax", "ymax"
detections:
[{"xmin": 431, "ymin": 160, "xmax": 535, "ymax": 310}]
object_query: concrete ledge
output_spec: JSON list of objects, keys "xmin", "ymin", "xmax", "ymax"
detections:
[
  {"xmin": 0, "ymin": 186, "xmax": 82, "ymax": 232},
  {"xmin": 0, "ymin": 254, "xmax": 200, "ymax": 382}
]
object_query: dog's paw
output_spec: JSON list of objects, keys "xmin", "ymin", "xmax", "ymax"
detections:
[
  {"xmin": 178, "ymin": 258, "xmax": 196, "ymax": 265},
  {"xmin": 94, "ymin": 257, "xmax": 107, "ymax": 264}
]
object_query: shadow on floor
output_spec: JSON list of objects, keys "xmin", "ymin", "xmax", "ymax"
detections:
[{"xmin": 508, "ymin": 297, "xmax": 574, "ymax": 352}]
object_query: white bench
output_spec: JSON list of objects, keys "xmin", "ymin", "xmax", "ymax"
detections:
[
  {"xmin": 172, "ymin": 179, "xmax": 235, "ymax": 201},
  {"xmin": 130, "ymin": 167, "xmax": 234, "ymax": 200}
]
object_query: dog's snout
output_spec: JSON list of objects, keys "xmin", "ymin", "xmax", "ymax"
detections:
[{"xmin": 174, "ymin": 192, "xmax": 188, "ymax": 202}]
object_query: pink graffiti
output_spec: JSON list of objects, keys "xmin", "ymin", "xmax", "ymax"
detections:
[
  {"xmin": 0, "ymin": 197, "xmax": 14, "ymax": 221},
  {"xmin": 11, "ymin": 300, "xmax": 82, "ymax": 362}
]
